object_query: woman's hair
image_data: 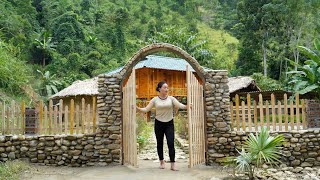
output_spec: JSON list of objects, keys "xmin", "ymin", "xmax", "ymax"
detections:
[{"xmin": 156, "ymin": 81, "xmax": 167, "ymax": 92}]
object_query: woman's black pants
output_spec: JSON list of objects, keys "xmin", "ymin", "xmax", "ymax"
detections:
[{"xmin": 154, "ymin": 119, "xmax": 175, "ymax": 162}]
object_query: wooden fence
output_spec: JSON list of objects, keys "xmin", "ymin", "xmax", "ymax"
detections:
[
  {"xmin": 0, "ymin": 97, "xmax": 97, "ymax": 135},
  {"xmin": 0, "ymin": 101, "xmax": 25, "ymax": 135},
  {"xmin": 230, "ymin": 93, "xmax": 307, "ymax": 132}
]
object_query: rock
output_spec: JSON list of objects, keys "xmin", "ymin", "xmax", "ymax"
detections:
[
  {"xmin": 8, "ymin": 152, "xmax": 15, "ymax": 160},
  {"xmin": 20, "ymin": 147, "xmax": 29, "ymax": 152},
  {"xmin": 69, "ymin": 150, "xmax": 82, "ymax": 156},
  {"xmin": 292, "ymin": 167, "xmax": 304, "ymax": 173},
  {"xmin": 218, "ymin": 137, "xmax": 228, "ymax": 144},
  {"xmin": 58, "ymin": 160, "xmax": 64, "ymax": 165},
  {"xmin": 308, "ymin": 152, "xmax": 318, "ymax": 157},
  {"xmin": 107, "ymin": 144, "xmax": 120, "ymax": 149},
  {"xmin": 84, "ymin": 144, "xmax": 93, "ymax": 150},
  {"xmin": 51, "ymin": 150, "xmax": 63, "ymax": 155},
  {"xmin": 109, "ymin": 134, "xmax": 119, "ymax": 140},
  {"xmin": 107, "ymin": 126, "xmax": 120, "ymax": 131},
  {"xmin": 301, "ymin": 162, "xmax": 313, "ymax": 167},
  {"xmin": 99, "ymin": 149, "xmax": 109, "ymax": 155},
  {"xmin": 0, "ymin": 147, "xmax": 5, "ymax": 153},
  {"xmin": 290, "ymin": 138, "xmax": 299, "ymax": 143},
  {"xmin": 62, "ymin": 140, "xmax": 70, "ymax": 146},
  {"xmin": 291, "ymin": 160, "xmax": 300, "ymax": 166},
  {"xmin": 66, "ymin": 136, "xmax": 77, "ymax": 141},
  {"xmin": 38, "ymin": 154, "xmax": 46, "ymax": 160}
]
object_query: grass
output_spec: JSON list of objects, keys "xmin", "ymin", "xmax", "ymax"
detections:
[
  {"xmin": 0, "ymin": 160, "xmax": 29, "ymax": 180},
  {"xmin": 174, "ymin": 112, "xmax": 188, "ymax": 139}
]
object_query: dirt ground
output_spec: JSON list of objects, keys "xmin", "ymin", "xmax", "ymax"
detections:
[{"xmin": 20, "ymin": 160, "xmax": 231, "ymax": 180}]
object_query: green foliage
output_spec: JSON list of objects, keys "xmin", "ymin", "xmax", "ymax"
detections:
[
  {"xmin": 287, "ymin": 39, "xmax": 320, "ymax": 98},
  {"xmin": 174, "ymin": 113, "xmax": 188, "ymax": 139},
  {"xmin": 224, "ymin": 128, "xmax": 284, "ymax": 180},
  {"xmin": 0, "ymin": 160, "xmax": 29, "ymax": 180},
  {"xmin": 251, "ymin": 73, "xmax": 282, "ymax": 91},
  {"xmin": 136, "ymin": 114, "xmax": 153, "ymax": 151},
  {"xmin": 36, "ymin": 70, "xmax": 62, "ymax": 99}
]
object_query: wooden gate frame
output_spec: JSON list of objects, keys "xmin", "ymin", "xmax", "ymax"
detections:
[{"xmin": 187, "ymin": 65, "xmax": 206, "ymax": 168}]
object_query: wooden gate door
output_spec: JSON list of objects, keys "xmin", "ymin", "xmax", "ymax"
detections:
[
  {"xmin": 186, "ymin": 65, "xmax": 205, "ymax": 168},
  {"xmin": 123, "ymin": 69, "xmax": 137, "ymax": 167}
]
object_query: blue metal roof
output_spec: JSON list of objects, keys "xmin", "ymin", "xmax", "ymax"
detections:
[{"xmin": 105, "ymin": 55, "xmax": 210, "ymax": 75}]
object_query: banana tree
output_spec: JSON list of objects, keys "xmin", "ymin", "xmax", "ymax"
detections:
[
  {"xmin": 287, "ymin": 39, "xmax": 320, "ymax": 98},
  {"xmin": 37, "ymin": 70, "xmax": 61, "ymax": 98}
]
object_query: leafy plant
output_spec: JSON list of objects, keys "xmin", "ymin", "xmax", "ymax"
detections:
[
  {"xmin": 136, "ymin": 114, "xmax": 153, "ymax": 151},
  {"xmin": 287, "ymin": 39, "xmax": 320, "ymax": 98},
  {"xmin": 224, "ymin": 128, "xmax": 284, "ymax": 180},
  {"xmin": 36, "ymin": 70, "xmax": 62, "ymax": 99}
]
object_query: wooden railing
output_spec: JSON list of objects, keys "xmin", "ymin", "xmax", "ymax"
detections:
[
  {"xmin": 230, "ymin": 93, "xmax": 307, "ymax": 132},
  {"xmin": 38, "ymin": 97, "xmax": 97, "ymax": 135},
  {"xmin": 0, "ymin": 97, "xmax": 97, "ymax": 135},
  {"xmin": 0, "ymin": 101, "xmax": 25, "ymax": 135}
]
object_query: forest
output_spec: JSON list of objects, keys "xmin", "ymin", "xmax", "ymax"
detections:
[{"xmin": 0, "ymin": 0, "xmax": 319, "ymax": 103}]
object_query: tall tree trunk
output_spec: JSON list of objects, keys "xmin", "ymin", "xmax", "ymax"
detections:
[
  {"xmin": 43, "ymin": 56, "xmax": 46, "ymax": 67},
  {"xmin": 262, "ymin": 31, "xmax": 268, "ymax": 77}
]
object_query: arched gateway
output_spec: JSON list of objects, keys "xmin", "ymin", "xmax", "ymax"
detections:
[{"xmin": 97, "ymin": 43, "xmax": 231, "ymax": 168}]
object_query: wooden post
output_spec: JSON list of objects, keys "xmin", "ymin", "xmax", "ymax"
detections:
[
  {"xmin": 235, "ymin": 94, "xmax": 240, "ymax": 131},
  {"xmin": 44, "ymin": 106, "xmax": 48, "ymax": 135},
  {"xmin": 241, "ymin": 101, "xmax": 246, "ymax": 131},
  {"xmin": 39, "ymin": 100, "xmax": 43, "ymax": 134},
  {"xmin": 259, "ymin": 94, "xmax": 264, "ymax": 129},
  {"xmin": 301, "ymin": 99, "xmax": 306, "ymax": 129},
  {"xmin": 54, "ymin": 105, "xmax": 58, "ymax": 135},
  {"xmin": 266, "ymin": 100, "xmax": 270, "ymax": 131},
  {"xmin": 87, "ymin": 104, "xmax": 90, "ymax": 133},
  {"xmin": 49, "ymin": 100, "xmax": 53, "ymax": 134},
  {"xmin": 284, "ymin": 94, "xmax": 288, "ymax": 131},
  {"xmin": 92, "ymin": 96, "xmax": 97, "ymax": 133},
  {"xmin": 271, "ymin": 94, "xmax": 276, "ymax": 131},
  {"xmin": 76, "ymin": 105, "xmax": 80, "ymax": 134},
  {"xmin": 64, "ymin": 106, "xmax": 69, "ymax": 134},
  {"xmin": 230, "ymin": 103, "xmax": 234, "ymax": 130},
  {"xmin": 59, "ymin": 99, "xmax": 63, "ymax": 134},
  {"xmin": 70, "ymin": 99, "xmax": 74, "ymax": 134},
  {"xmin": 247, "ymin": 94, "xmax": 252, "ymax": 131},
  {"xmin": 253, "ymin": 100, "xmax": 258, "ymax": 131},
  {"xmin": 278, "ymin": 101, "xmax": 282, "ymax": 131},
  {"xmin": 290, "ymin": 100, "xmax": 294, "ymax": 130},
  {"xmin": 11, "ymin": 100, "xmax": 15, "ymax": 134},
  {"xmin": 295, "ymin": 94, "xmax": 300, "ymax": 130},
  {"xmin": 0, "ymin": 102, "xmax": 3, "ymax": 135},
  {"xmin": 81, "ymin": 98, "xmax": 85, "ymax": 134}
]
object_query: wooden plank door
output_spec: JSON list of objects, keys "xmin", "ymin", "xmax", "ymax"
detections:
[
  {"xmin": 123, "ymin": 69, "xmax": 137, "ymax": 167},
  {"xmin": 186, "ymin": 65, "xmax": 205, "ymax": 168}
]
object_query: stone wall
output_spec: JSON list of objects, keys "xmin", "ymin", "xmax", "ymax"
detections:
[
  {"xmin": 207, "ymin": 129, "xmax": 320, "ymax": 167},
  {"xmin": 0, "ymin": 134, "xmax": 120, "ymax": 166}
]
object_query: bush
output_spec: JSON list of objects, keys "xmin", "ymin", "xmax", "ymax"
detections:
[
  {"xmin": 174, "ymin": 112, "xmax": 188, "ymax": 139},
  {"xmin": 136, "ymin": 114, "xmax": 153, "ymax": 151}
]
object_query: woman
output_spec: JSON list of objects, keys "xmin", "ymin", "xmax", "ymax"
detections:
[{"xmin": 136, "ymin": 81, "xmax": 189, "ymax": 171}]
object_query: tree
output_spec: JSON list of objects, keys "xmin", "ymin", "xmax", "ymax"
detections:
[
  {"xmin": 148, "ymin": 26, "xmax": 214, "ymax": 67},
  {"xmin": 287, "ymin": 39, "xmax": 320, "ymax": 98},
  {"xmin": 34, "ymin": 29, "xmax": 56, "ymax": 67},
  {"xmin": 36, "ymin": 70, "xmax": 61, "ymax": 98}
]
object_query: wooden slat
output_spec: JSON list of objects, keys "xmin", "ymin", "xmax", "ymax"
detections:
[
  {"xmin": 11, "ymin": 101, "xmax": 15, "ymax": 134},
  {"xmin": 76, "ymin": 105, "xmax": 80, "ymax": 134},
  {"xmin": 70, "ymin": 99, "xmax": 74, "ymax": 134},
  {"xmin": 44, "ymin": 106, "xmax": 48, "ymax": 135},
  {"xmin": 39, "ymin": 101, "xmax": 43, "ymax": 134},
  {"xmin": 284, "ymin": 94, "xmax": 288, "ymax": 131},
  {"xmin": 241, "ymin": 101, "xmax": 246, "ymax": 131},
  {"xmin": 65, "ymin": 106, "xmax": 69, "ymax": 134},
  {"xmin": 271, "ymin": 94, "xmax": 276, "ymax": 131},
  {"xmin": 301, "ymin": 99, "xmax": 306, "ymax": 129},
  {"xmin": 295, "ymin": 94, "xmax": 300, "ymax": 129},
  {"xmin": 59, "ymin": 99, "xmax": 63, "ymax": 134},
  {"xmin": 92, "ymin": 96, "xmax": 97, "ymax": 133},
  {"xmin": 230, "ymin": 103, "xmax": 234, "ymax": 130},
  {"xmin": 259, "ymin": 94, "xmax": 264, "ymax": 128},
  {"xmin": 86, "ymin": 104, "xmax": 90, "ymax": 133},
  {"xmin": 0, "ymin": 102, "xmax": 3, "ymax": 135},
  {"xmin": 247, "ymin": 94, "xmax": 252, "ymax": 131},
  {"xmin": 253, "ymin": 101, "xmax": 258, "ymax": 131},
  {"xmin": 187, "ymin": 66, "xmax": 193, "ymax": 168},
  {"xmin": 278, "ymin": 101, "xmax": 282, "ymax": 131},
  {"xmin": 81, "ymin": 98, "xmax": 85, "ymax": 134},
  {"xmin": 235, "ymin": 94, "xmax": 240, "ymax": 131},
  {"xmin": 49, "ymin": 100, "xmax": 53, "ymax": 134},
  {"xmin": 6, "ymin": 104, "xmax": 9, "ymax": 134},
  {"xmin": 21, "ymin": 101, "xmax": 25, "ymax": 134},
  {"xmin": 266, "ymin": 100, "xmax": 270, "ymax": 131},
  {"xmin": 290, "ymin": 100, "xmax": 294, "ymax": 130},
  {"xmin": 54, "ymin": 105, "xmax": 58, "ymax": 134}
]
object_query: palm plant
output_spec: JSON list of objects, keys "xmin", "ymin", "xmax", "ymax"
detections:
[
  {"xmin": 287, "ymin": 39, "xmax": 320, "ymax": 98},
  {"xmin": 36, "ymin": 70, "xmax": 61, "ymax": 99},
  {"xmin": 34, "ymin": 30, "xmax": 56, "ymax": 67},
  {"xmin": 224, "ymin": 128, "xmax": 284, "ymax": 180}
]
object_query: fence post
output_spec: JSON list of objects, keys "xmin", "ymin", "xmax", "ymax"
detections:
[
  {"xmin": 39, "ymin": 101, "xmax": 43, "ymax": 134},
  {"xmin": 70, "ymin": 99, "xmax": 74, "ymax": 135},
  {"xmin": 284, "ymin": 94, "xmax": 288, "ymax": 131},
  {"xmin": 296, "ymin": 94, "xmax": 300, "ymax": 130},
  {"xmin": 49, "ymin": 100, "xmax": 53, "ymax": 134},
  {"xmin": 92, "ymin": 96, "xmax": 97, "ymax": 133},
  {"xmin": 235, "ymin": 94, "xmax": 240, "ymax": 131}
]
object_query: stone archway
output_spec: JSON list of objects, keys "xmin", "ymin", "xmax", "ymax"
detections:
[{"xmin": 97, "ymin": 43, "xmax": 231, "ymax": 166}]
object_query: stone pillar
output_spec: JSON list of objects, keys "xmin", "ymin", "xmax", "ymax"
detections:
[
  {"xmin": 97, "ymin": 74, "xmax": 122, "ymax": 164},
  {"xmin": 204, "ymin": 70, "xmax": 231, "ymax": 165},
  {"xmin": 306, "ymin": 99, "xmax": 320, "ymax": 128}
]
